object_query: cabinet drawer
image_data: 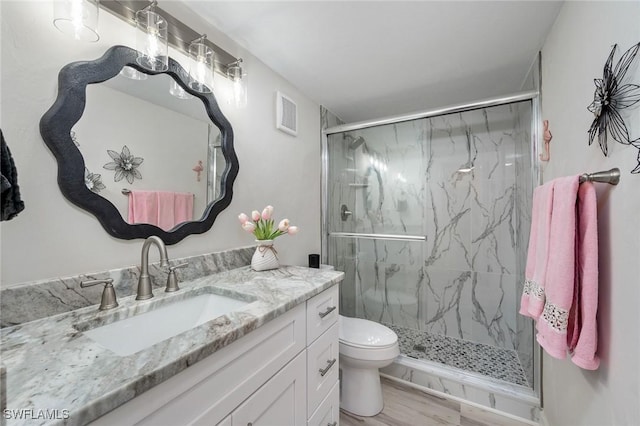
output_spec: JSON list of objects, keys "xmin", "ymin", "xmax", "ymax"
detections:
[
  {"xmin": 308, "ymin": 380, "xmax": 339, "ymax": 426},
  {"xmin": 307, "ymin": 322, "xmax": 339, "ymax": 416},
  {"xmin": 306, "ymin": 285, "xmax": 339, "ymax": 344}
]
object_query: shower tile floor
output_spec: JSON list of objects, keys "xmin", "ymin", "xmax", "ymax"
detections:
[{"xmin": 386, "ymin": 324, "xmax": 530, "ymax": 387}]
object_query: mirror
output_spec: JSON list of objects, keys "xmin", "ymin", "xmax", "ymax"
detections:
[
  {"xmin": 77, "ymin": 73, "xmax": 223, "ymax": 224},
  {"xmin": 40, "ymin": 46, "xmax": 239, "ymax": 244}
]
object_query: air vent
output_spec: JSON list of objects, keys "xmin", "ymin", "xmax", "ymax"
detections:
[{"xmin": 276, "ymin": 91, "xmax": 297, "ymax": 136}]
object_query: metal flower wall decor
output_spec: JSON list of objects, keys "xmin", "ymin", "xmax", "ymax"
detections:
[
  {"xmin": 103, "ymin": 145, "xmax": 144, "ymax": 184},
  {"xmin": 84, "ymin": 167, "xmax": 106, "ymax": 193},
  {"xmin": 587, "ymin": 42, "xmax": 640, "ymax": 173}
]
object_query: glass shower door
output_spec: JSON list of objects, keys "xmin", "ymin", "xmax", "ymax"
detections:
[
  {"xmin": 325, "ymin": 100, "xmax": 535, "ymax": 390},
  {"xmin": 326, "ymin": 119, "xmax": 427, "ymax": 330}
]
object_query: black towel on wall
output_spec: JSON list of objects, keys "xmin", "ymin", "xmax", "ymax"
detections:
[{"xmin": 1, "ymin": 129, "xmax": 25, "ymax": 221}]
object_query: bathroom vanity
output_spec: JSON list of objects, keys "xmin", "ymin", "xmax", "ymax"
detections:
[{"xmin": 0, "ymin": 265, "xmax": 343, "ymax": 426}]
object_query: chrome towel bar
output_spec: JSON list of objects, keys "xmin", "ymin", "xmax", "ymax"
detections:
[{"xmin": 579, "ymin": 168, "xmax": 620, "ymax": 185}]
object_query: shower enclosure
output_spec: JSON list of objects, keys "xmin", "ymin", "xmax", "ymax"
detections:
[{"xmin": 322, "ymin": 92, "xmax": 541, "ymax": 417}]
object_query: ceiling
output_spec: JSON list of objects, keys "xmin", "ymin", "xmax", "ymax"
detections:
[{"xmin": 183, "ymin": 1, "xmax": 563, "ymax": 123}]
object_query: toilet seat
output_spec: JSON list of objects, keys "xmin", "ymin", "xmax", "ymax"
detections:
[{"xmin": 339, "ymin": 316, "xmax": 398, "ymax": 348}]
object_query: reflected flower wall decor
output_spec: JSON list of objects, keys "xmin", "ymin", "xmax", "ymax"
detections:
[
  {"xmin": 84, "ymin": 168, "xmax": 105, "ymax": 193},
  {"xmin": 103, "ymin": 145, "xmax": 144, "ymax": 184},
  {"xmin": 587, "ymin": 42, "xmax": 640, "ymax": 173}
]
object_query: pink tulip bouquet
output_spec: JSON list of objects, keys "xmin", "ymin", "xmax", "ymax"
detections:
[{"xmin": 238, "ymin": 205, "xmax": 299, "ymax": 241}]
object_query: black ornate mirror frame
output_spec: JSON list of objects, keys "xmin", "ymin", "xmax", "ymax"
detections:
[{"xmin": 40, "ymin": 45, "xmax": 239, "ymax": 244}]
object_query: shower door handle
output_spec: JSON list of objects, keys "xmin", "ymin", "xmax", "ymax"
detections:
[{"xmin": 340, "ymin": 204, "xmax": 352, "ymax": 221}]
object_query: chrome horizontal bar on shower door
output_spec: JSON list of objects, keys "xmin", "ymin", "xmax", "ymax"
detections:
[{"xmin": 329, "ymin": 232, "xmax": 426, "ymax": 242}]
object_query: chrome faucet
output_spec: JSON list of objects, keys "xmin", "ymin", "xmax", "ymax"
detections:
[
  {"xmin": 81, "ymin": 278, "xmax": 118, "ymax": 310},
  {"xmin": 136, "ymin": 236, "xmax": 170, "ymax": 300}
]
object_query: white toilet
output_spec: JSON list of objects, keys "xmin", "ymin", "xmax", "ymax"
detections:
[{"xmin": 339, "ymin": 315, "xmax": 400, "ymax": 416}]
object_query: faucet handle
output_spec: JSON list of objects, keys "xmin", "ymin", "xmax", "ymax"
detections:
[
  {"xmin": 81, "ymin": 278, "xmax": 118, "ymax": 310},
  {"xmin": 165, "ymin": 263, "xmax": 188, "ymax": 293}
]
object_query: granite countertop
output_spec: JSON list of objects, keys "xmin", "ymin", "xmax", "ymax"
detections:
[{"xmin": 0, "ymin": 266, "xmax": 344, "ymax": 426}]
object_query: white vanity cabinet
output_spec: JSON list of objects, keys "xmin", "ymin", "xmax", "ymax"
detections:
[{"xmin": 91, "ymin": 284, "xmax": 339, "ymax": 426}]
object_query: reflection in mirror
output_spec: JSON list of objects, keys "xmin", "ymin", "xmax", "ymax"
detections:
[
  {"xmin": 40, "ymin": 45, "xmax": 239, "ymax": 244},
  {"xmin": 363, "ymin": 165, "xmax": 384, "ymax": 222},
  {"xmin": 75, "ymin": 72, "xmax": 225, "ymax": 229}
]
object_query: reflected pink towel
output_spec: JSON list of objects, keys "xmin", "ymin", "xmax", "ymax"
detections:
[
  {"xmin": 173, "ymin": 191, "xmax": 194, "ymax": 224},
  {"xmin": 569, "ymin": 182, "xmax": 599, "ymax": 370},
  {"xmin": 128, "ymin": 190, "xmax": 158, "ymax": 225},
  {"xmin": 536, "ymin": 176, "xmax": 579, "ymax": 359},
  {"xmin": 156, "ymin": 191, "xmax": 176, "ymax": 231},
  {"xmin": 128, "ymin": 190, "xmax": 194, "ymax": 231},
  {"xmin": 520, "ymin": 181, "xmax": 554, "ymax": 318}
]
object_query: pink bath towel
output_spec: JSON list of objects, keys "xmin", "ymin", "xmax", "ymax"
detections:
[
  {"xmin": 156, "ymin": 191, "xmax": 176, "ymax": 231},
  {"xmin": 520, "ymin": 181, "xmax": 555, "ymax": 318},
  {"xmin": 128, "ymin": 190, "xmax": 158, "ymax": 225},
  {"xmin": 520, "ymin": 176, "xmax": 599, "ymax": 369},
  {"xmin": 536, "ymin": 176, "xmax": 580, "ymax": 359},
  {"xmin": 173, "ymin": 191, "xmax": 194, "ymax": 224},
  {"xmin": 128, "ymin": 190, "xmax": 194, "ymax": 231},
  {"xmin": 568, "ymin": 182, "xmax": 599, "ymax": 370}
]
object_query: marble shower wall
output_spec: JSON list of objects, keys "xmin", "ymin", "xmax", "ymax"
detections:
[
  {"xmin": 423, "ymin": 105, "xmax": 528, "ymax": 352},
  {"xmin": 327, "ymin": 102, "xmax": 533, "ymax": 370}
]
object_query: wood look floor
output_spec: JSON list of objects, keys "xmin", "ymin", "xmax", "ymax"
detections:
[{"xmin": 339, "ymin": 377, "xmax": 534, "ymax": 426}]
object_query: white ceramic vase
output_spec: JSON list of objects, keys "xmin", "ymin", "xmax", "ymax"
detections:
[{"xmin": 251, "ymin": 240, "xmax": 279, "ymax": 271}]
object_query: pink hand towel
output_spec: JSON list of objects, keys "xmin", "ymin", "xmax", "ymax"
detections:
[
  {"xmin": 520, "ymin": 181, "xmax": 555, "ymax": 318},
  {"xmin": 536, "ymin": 175, "xmax": 580, "ymax": 360},
  {"xmin": 128, "ymin": 190, "xmax": 158, "ymax": 225},
  {"xmin": 569, "ymin": 182, "xmax": 599, "ymax": 370}
]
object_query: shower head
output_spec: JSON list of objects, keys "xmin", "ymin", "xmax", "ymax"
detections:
[{"xmin": 348, "ymin": 136, "xmax": 365, "ymax": 150}]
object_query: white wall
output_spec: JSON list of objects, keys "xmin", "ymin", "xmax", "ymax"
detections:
[
  {"xmin": 540, "ymin": 2, "xmax": 639, "ymax": 425},
  {"xmin": 0, "ymin": 1, "xmax": 321, "ymax": 286}
]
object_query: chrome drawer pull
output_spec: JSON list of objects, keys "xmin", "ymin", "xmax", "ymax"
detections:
[
  {"xmin": 327, "ymin": 422, "xmax": 338, "ymax": 426},
  {"xmin": 319, "ymin": 358, "xmax": 337, "ymax": 376},
  {"xmin": 318, "ymin": 306, "xmax": 336, "ymax": 318}
]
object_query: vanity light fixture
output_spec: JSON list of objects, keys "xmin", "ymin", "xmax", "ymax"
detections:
[
  {"xmin": 98, "ymin": 1, "xmax": 244, "ymax": 87},
  {"xmin": 135, "ymin": 0, "xmax": 168, "ymax": 72},
  {"xmin": 119, "ymin": 66, "xmax": 148, "ymax": 81},
  {"xmin": 188, "ymin": 34, "xmax": 215, "ymax": 94},
  {"xmin": 52, "ymin": 0, "xmax": 100, "ymax": 42},
  {"xmin": 227, "ymin": 59, "xmax": 247, "ymax": 108}
]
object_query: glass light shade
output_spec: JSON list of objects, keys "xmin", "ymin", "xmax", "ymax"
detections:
[
  {"xmin": 135, "ymin": 9, "xmax": 168, "ymax": 72},
  {"xmin": 53, "ymin": 0, "xmax": 99, "ymax": 42},
  {"xmin": 188, "ymin": 40, "xmax": 215, "ymax": 94},
  {"xmin": 119, "ymin": 66, "xmax": 148, "ymax": 81},
  {"xmin": 169, "ymin": 79, "xmax": 193, "ymax": 100},
  {"xmin": 228, "ymin": 64, "xmax": 247, "ymax": 108}
]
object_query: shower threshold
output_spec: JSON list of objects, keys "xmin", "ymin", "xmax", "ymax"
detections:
[{"xmin": 385, "ymin": 323, "xmax": 530, "ymax": 387}]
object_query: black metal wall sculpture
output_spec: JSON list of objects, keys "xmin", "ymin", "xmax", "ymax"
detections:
[
  {"xmin": 103, "ymin": 145, "xmax": 144, "ymax": 184},
  {"xmin": 587, "ymin": 42, "xmax": 640, "ymax": 173},
  {"xmin": 40, "ymin": 46, "xmax": 239, "ymax": 244}
]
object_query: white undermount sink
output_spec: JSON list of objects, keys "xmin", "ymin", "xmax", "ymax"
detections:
[{"xmin": 82, "ymin": 294, "xmax": 249, "ymax": 356}]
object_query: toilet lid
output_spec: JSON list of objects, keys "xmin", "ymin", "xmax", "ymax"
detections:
[{"xmin": 339, "ymin": 316, "xmax": 398, "ymax": 348}]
